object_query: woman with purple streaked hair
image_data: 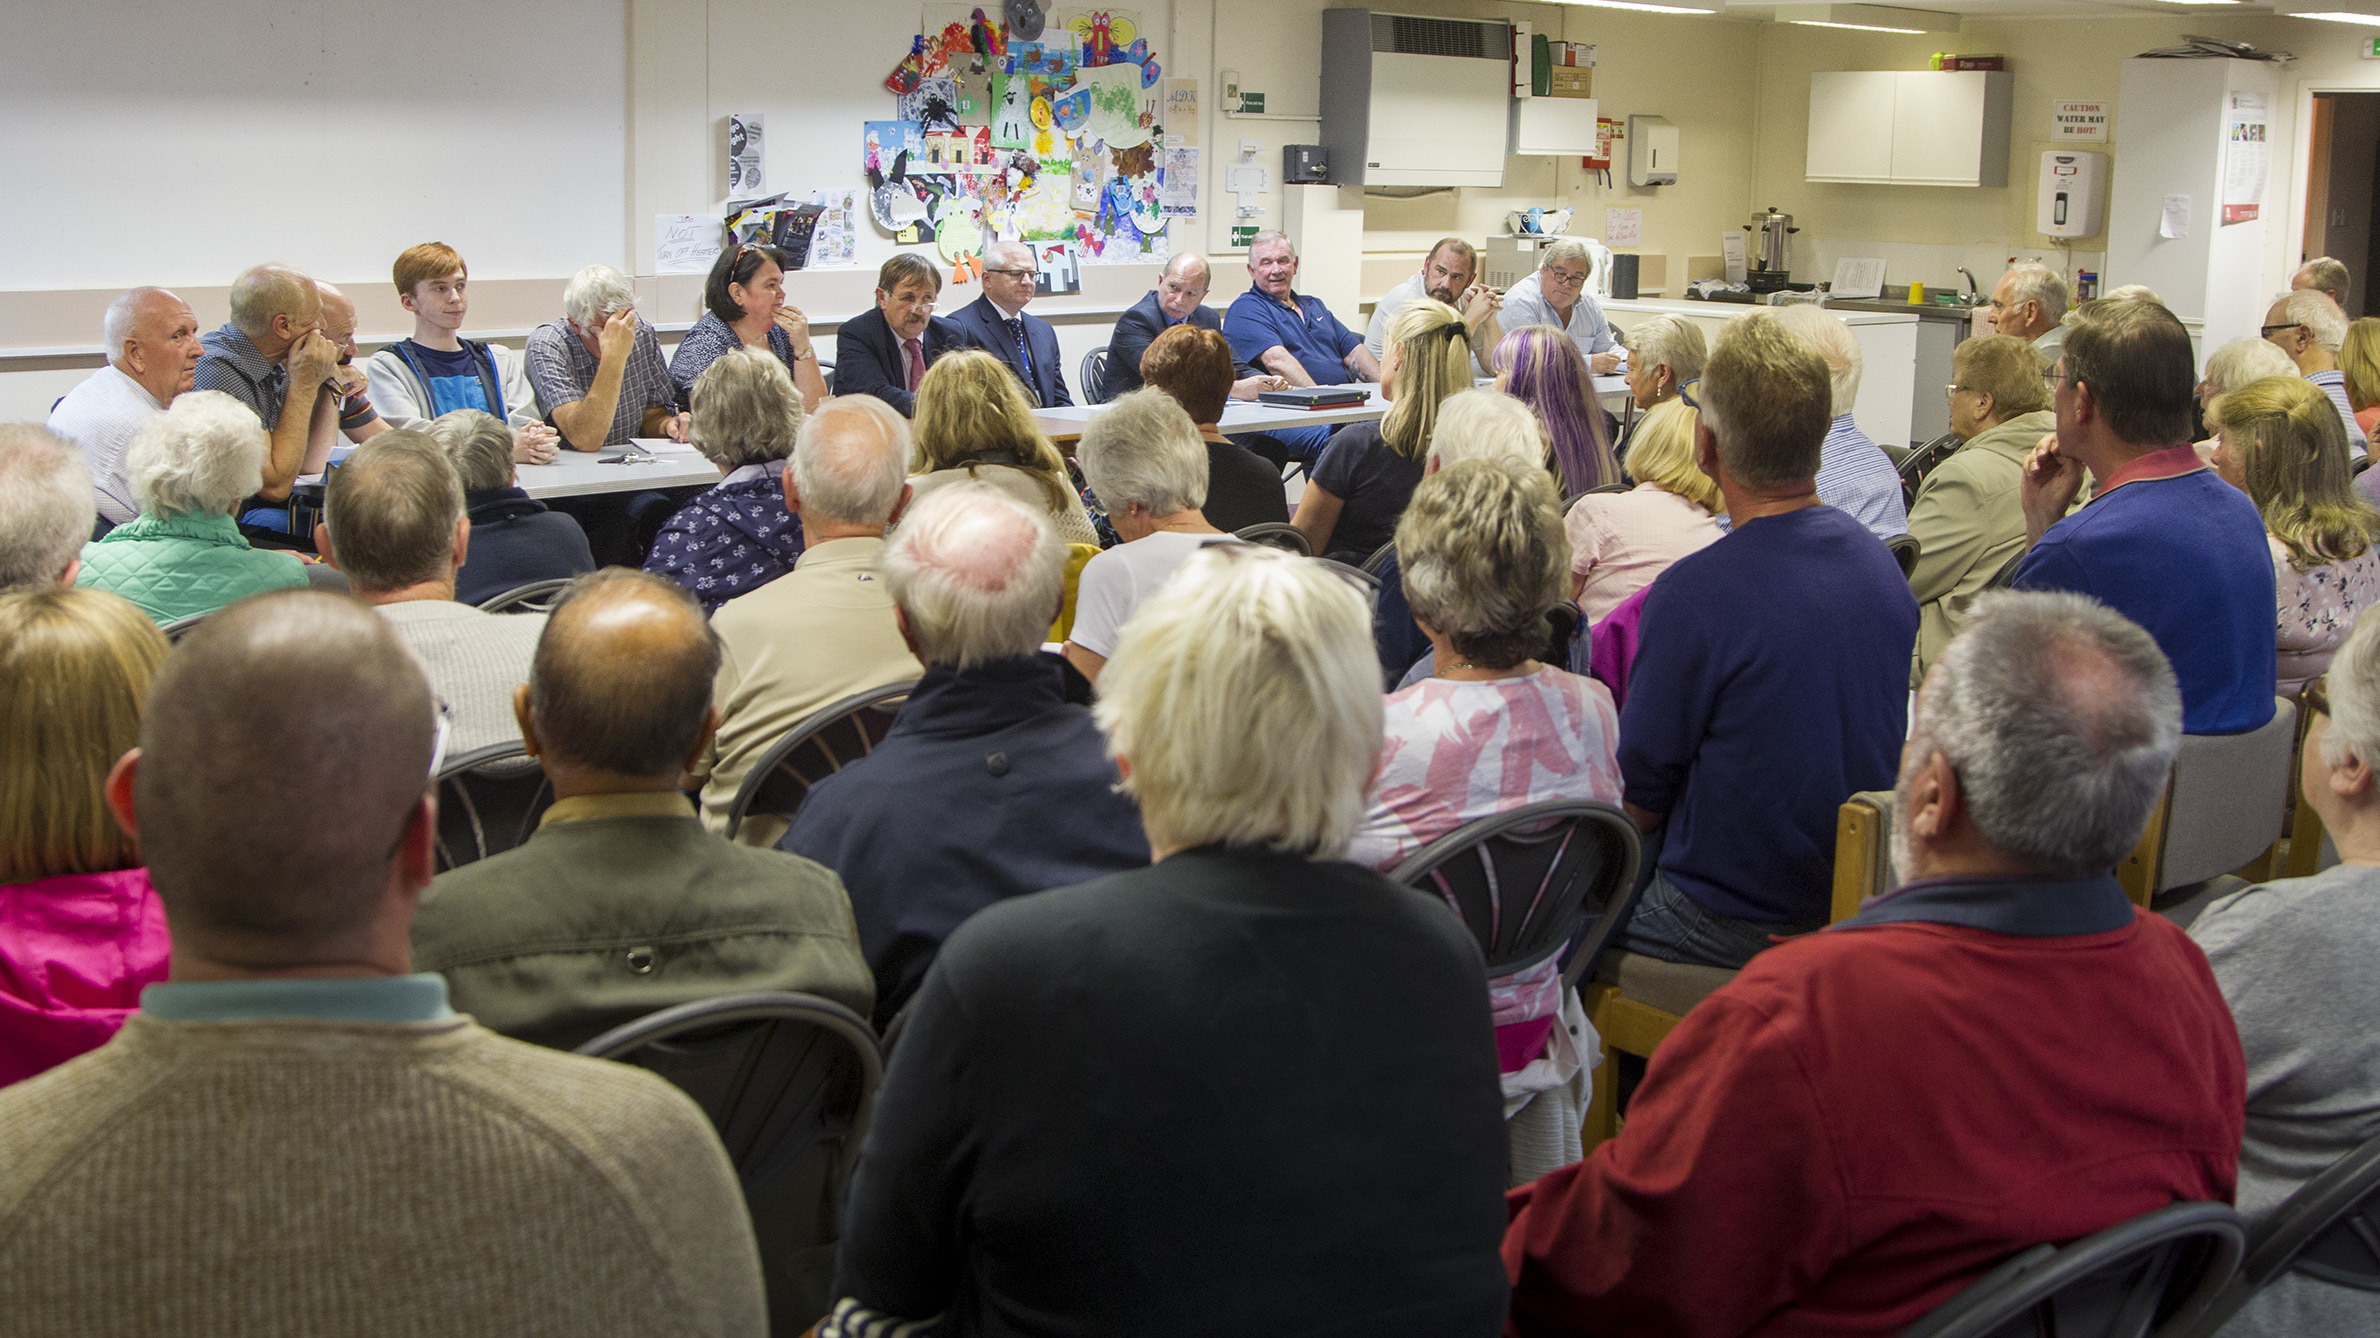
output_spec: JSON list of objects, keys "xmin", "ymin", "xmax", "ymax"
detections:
[{"xmin": 1495, "ymin": 323, "xmax": 1620, "ymax": 495}]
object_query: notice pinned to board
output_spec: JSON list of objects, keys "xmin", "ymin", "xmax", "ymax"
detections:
[
  {"xmin": 1159, "ymin": 146, "xmax": 1198, "ymax": 216},
  {"xmin": 655, "ymin": 214, "xmax": 723, "ymax": 275},
  {"xmin": 2222, "ymin": 91, "xmax": 2268, "ymax": 225},
  {"xmin": 1162, "ymin": 78, "xmax": 1198, "ymax": 146},
  {"xmin": 2051, "ymin": 99, "xmax": 2109, "ymax": 143},
  {"xmin": 1604, "ymin": 208, "xmax": 1641, "ymax": 245},
  {"xmin": 1721, "ymin": 231, "xmax": 1748, "ymax": 285},
  {"xmin": 728, "ymin": 112, "xmax": 765, "ymax": 196},
  {"xmin": 2160, "ymin": 194, "xmax": 2191, "ymax": 241}
]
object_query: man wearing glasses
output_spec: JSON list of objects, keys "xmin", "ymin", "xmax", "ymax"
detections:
[
  {"xmin": 2013, "ymin": 298, "xmax": 2276, "ymax": 735},
  {"xmin": 946, "ymin": 240, "xmax": 1072, "ymax": 408},
  {"xmin": 1981, "ymin": 262, "xmax": 2071, "ymax": 365},
  {"xmin": 2263, "ymin": 288, "xmax": 2369, "ymax": 460},
  {"xmin": 1496, "ymin": 240, "xmax": 1623, "ymax": 375},
  {"xmin": 834, "ymin": 253, "xmax": 974, "ymax": 418}
]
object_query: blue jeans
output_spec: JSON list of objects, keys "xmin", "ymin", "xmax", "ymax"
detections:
[{"xmin": 1618, "ymin": 868, "xmax": 1812, "ymax": 970}]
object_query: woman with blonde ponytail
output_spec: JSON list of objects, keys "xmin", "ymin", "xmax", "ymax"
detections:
[
  {"xmin": 1292, "ymin": 299, "xmax": 1473, "ymax": 561},
  {"xmin": 2211, "ymin": 375, "xmax": 2380, "ymax": 696}
]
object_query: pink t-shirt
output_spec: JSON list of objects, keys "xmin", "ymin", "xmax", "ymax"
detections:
[{"xmin": 1564, "ymin": 482, "xmax": 1723, "ymax": 624}]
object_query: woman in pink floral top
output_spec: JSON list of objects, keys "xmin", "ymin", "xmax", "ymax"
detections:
[
  {"xmin": 1348, "ymin": 459, "xmax": 1621, "ymax": 1184},
  {"xmin": 2211, "ymin": 376, "xmax": 2380, "ymax": 698},
  {"xmin": 0, "ymin": 587, "xmax": 173, "ymax": 1088}
]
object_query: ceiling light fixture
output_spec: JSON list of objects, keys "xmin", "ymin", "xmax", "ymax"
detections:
[
  {"xmin": 1774, "ymin": 3, "xmax": 1962, "ymax": 32},
  {"xmin": 2283, "ymin": 8, "xmax": 2380, "ymax": 20},
  {"xmin": 2144, "ymin": 0, "xmax": 2244, "ymax": 6},
  {"xmin": 2272, "ymin": 0, "xmax": 2380, "ymax": 19},
  {"xmin": 1559, "ymin": 0, "xmax": 1718, "ymax": 13}
]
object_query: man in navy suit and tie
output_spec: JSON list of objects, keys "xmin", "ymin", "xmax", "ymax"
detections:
[
  {"xmin": 945, "ymin": 241, "xmax": 1072, "ymax": 408},
  {"xmin": 833, "ymin": 254, "xmax": 973, "ymax": 418},
  {"xmin": 1099, "ymin": 252, "xmax": 1283, "ymax": 404}
]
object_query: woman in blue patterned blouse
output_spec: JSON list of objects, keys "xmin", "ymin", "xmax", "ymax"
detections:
[
  {"xmin": 666, "ymin": 243, "xmax": 827, "ymax": 414},
  {"xmin": 643, "ymin": 347, "xmax": 807, "ymax": 612}
]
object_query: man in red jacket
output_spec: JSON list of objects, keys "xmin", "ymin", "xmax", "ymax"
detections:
[{"xmin": 1505, "ymin": 589, "xmax": 2246, "ymax": 1337}]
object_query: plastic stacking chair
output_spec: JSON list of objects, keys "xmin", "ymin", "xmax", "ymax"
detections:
[
  {"xmin": 431, "ymin": 741, "xmax": 553, "ymax": 870},
  {"xmin": 722, "ymin": 681, "xmax": 914, "ymax": 842},
  {"xmin": 1313, "ymin": 557, "xmax": 1381, "ymax": 594},
  {"xmin": 1985, "ymin": 546, "xmax": 2028, "ymax": 591},
  {"xmin": 1079, "ymin": 346, "xmax": 1113, "ymax": 404},
  {"xmin": 159, "ymin": 612, "xmax": 211, "ymax": 642},
  {"xmin": 2283, "ymin": 677, "xmax": 2336, "ymax": 879},
  {"xmin": 1887, "ymin": 533, "xmax": 1921, "ymax": 578},
  {"xmin": 1387, "ymin": 799, "xmax": 1644, "ymax": 984},
  {"xmin": 2117, "ymin": 698, "xmax": 2297, "ymax": 915},
  {"xmin": 2175, "ymin": 1126, "xmax": 2380, "ymax": 1337},
  {"xmin": 1899, "ymin": 430, "xmax": 1964, "ymax": 507},
  {"xmin": 1233, "ymin": 521, "xmax": 1310, "ymax": 555},
  {"xmin": 477, "ymin": 577, "xmax": 575, "ymax": 614},
  {"xmin": 1359, "ymin": 540, "xmax": 1398, "ymax": 581},
  {"xmin": 577, "ymin": 992, "xmax": 882, "ymax": 1337},
  {"xmin": 1830, "ymin": 789, "xmax": 1904, "ymax": 923},
  {"xmin": 1900, "ymin": 1201, "xmax": 2247, "ymax": 1338}
]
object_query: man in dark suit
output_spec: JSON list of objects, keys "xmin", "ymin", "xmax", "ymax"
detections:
[
  {"xmin": 943, "ymin": 240, "xmax": 1072, "ymax": 408},
  {"xmin": 1099, "ymin": 252, "xmax": 1278, "ymax": 404},
  {"xmin": 832, "ymin": 254, "xmax": 973, "ymax": 417}
]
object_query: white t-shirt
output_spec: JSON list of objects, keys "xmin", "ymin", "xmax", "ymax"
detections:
[
  {"xmin": 46, "ymin": 365, "xmax": 164, "ymax": 524},
  {"xmin": 1068, "ymin": 531, "xmax": 1237, "ymax": 658}
]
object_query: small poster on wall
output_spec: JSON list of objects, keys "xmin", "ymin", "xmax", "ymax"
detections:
[
  {"xmin": 728, "ymin": 112, "xmax": 765, "ymax": 195},
  {"xmin": 1034, "ymin": 240, "xmax": 1081, "ymax": 295},
  {"xmin": 2221, "ymin": 90, "xmax": 2268, "ymax": 225},
  {"xmin": 2051, "ymin": 99, "xmax": 2109, "ymax": 143}
]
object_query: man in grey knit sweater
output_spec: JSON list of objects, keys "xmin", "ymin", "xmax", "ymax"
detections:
[
  {"xmin": 2192, "ymin": 607, "xmax": 2380, "ymax": 1338},
  {"xmin": 0, "ymin": 591, "xmax": 766, "ymax": 1336}
]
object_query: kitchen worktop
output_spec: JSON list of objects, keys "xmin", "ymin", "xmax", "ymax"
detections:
[
  {"xmin": 1599, "ymin": 298, "xmax": 1919, "ymax": 327},
  {"xmin": 1822, "ymin": 297, "xmax": 1985, "ymax": 326}
]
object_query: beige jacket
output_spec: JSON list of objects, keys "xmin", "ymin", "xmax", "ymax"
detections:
[{"xmin": 1906, "ymin": 410, "xmax": 2057, "ymax": 681}]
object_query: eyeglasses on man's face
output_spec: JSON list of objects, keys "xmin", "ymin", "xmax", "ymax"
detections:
[{"xmin": 2261, "ymin": 323, "xmax": 2305, "ymax": 339}]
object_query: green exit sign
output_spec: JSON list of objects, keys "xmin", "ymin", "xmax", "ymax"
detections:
[
  {"xmin": 1231, "ymin": 224, "xmax": 1259, "ymax": 247},
  {"xmin": 1238, "ymin": 91, "xmax": 1266, "ymax": 114},
  {"xmin": 2366, "ymin": 35, "xmax": 2380, "ymax": 58}
]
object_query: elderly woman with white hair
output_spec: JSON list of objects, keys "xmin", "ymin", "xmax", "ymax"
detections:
[
  {"xmin": 1349, "ymin": 458, "xmax": 1622, "ymax": 1185},
  {"xmin": 829, "ymin": 544, "xmax": 1510, "ymax": 1336},
  {"xmin": 1766, "ymin": 304, "xmax": 1907, "ymax": 541},
  {"xmin": 1612, "ymin": 314, "xmax": 1704, "ymax": 465},
  {"xmin": 75, "ymin": 390, "xmax": 310, "ymax": 623},
  {"xmin": 1062, "ymin": 389, "xmax": 1233, "ymax": 684},
  {"xmin": 430, "ymin": 409, "xmax": 595, "ymax": 606},
  {"xmin": 643, "ymin": 347, "xmax": 808, "ymax": 612},
  {"xmin": 523, "ymin": 263, "xmax": 688, "ymax": 452}
]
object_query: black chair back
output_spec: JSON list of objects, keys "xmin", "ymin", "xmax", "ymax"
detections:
[
  {"xmin": 1986, "ymin": 545, "xmax": 2028, "ymax": 591},
  {"xmin": 724, "ymin": 681, "xmax": 915, "ymax": 840},
  {"xmin": 1887, "ymin": 533, "xmax": 1921, "ymax": 578},
  {"xmin": 1900, "ymin": 431, "xmax": 1964, "ymax": 507},
  {"xmin": 160, "ymin": 612, "xmax": 211, "ymax": 642},
  {"xmin": 432, "ymin": 742, "xmax": 554, "ymax": 870},
  {"xmin": 1080, "ymin": 346, "xmax": 1113, "ymax": 403},
  {"xmin": 1234, "ymin": 521, "xmax": 1311, "ymax": 555},
  {"xmin": 1314, "ymin": 557, "xmax": 1382, "ymax": 594},
  {"xmin": 478, "ymin": 577, "xmax": 575, "ymax": 613},
  {"xmin": 576, "ymin": 992, "xmax": 882, "ymax": 1336},
  {"xmin": 1359, "ymin": 540, "xmax": 1398, "ymax": 580},
  {"xmin": 2176, "ymin": 1127, "xmax": 2380, "ymax": 1336},
  {"xmin": 1388, "ymin": 799, "xmax": 1643, "ymax": 988},
  {"xmin": 1900, "ymin": 1201, "xmax": 2247, "ymax": 1338}
]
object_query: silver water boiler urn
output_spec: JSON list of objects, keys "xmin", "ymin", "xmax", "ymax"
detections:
[{"xmin": 1744, "ymin": 207, "xmax": 1798, "ymax": 293}]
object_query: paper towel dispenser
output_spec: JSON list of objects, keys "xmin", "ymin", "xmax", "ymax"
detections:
[{"xmin": 1629, "ymin": 115, "xmax": 1677, "ymax": 187}]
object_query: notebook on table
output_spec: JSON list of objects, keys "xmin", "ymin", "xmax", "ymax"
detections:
[{"xmin": 1257, "ymin": 386, "xmax": 1370, "ymax": 410}]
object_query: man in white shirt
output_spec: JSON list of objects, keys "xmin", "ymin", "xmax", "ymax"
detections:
[
  {"xmin": 1364, "ymin": 237, "xmax": 1504, "ymax": 375},
  {"xmin": 46, "ymin": 287, "xmax": 203, "ymax": 524},
  {"xmin": 1984, "ymin": 262, "xmax": 2071, "ymax": 366},
  {"xmin": 364, "ymin": 242, "xmax": 558, "ymax": 461},
  {"xmin": 1498, "ymin": 241, "xmax": 1623, "ymax": 375},
  {"xmin": 2265, "ymin": 288, "xmax": 2370, "ymax": 460}
]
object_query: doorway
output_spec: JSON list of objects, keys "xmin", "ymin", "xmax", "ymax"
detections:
[{"xmin": 2304, "ymin": 92, "xmax": 2380, "ymax": 317}]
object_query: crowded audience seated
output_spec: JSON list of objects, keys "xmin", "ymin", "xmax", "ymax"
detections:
[
  {"xmin": 2192, "ymin": 607, "xmax": 2380, "ymax": 1338},
  {"xmin": 194, "ymin": 264, "xmax": 342, "ymax": 528},
  {"xmin": 825, "ymin": 545, "xmax": 1507, "ymax": 1338},
  {"xmin": 1368, "ymin": 237, "xmax": 1502, "ymax": 377},
  {"xmin": 782, "ymin": 485, "xmax": 1147, "ymax": 1027},
  {"xmin": 944, "ymin": 240, "xmax": 1072, "ymax": 408},
  {"xmin": 428, "ymin": 409, "xmax": 595, "ymax": 605},
  {"xmin": 365, "ymin": 242, "xmax": 557, "ymax": 457},
  {"xmin": 2266, "ymin": 288, "xmax": 2370, "ymax": 459},
  {"xmin": 2208, "ymin": 376, "xmax": 2380, "ymax": 698},
  {"xmin": 414, "ymin": 568, "xmax": 872, "ymax": 1048},
  {"xmin": 1135, "ymin": 323, "xmax": 1289, "ymax": 532},
  {"xmin": 1612, "ymin": 314, "xmax": 1703, "ymax": 465},
  {"xmin": 1, "ymin": 425, "xmax": 97, "ymax": 589},
  {"xmin": 525, "ymin": 264, "xmax": 688, "ymax": 451},
  {"xmin": 2014, "ymin": 298, "xmax": 2277, "ymax": 734},
  {"xmin": 1496, "ymin": 324, "xmax": 1619, "ymax": 494},
  {"xmin": 2198, "ymin": 336, "xmax": 2302, "ymax": 461},
  {"xmin": 0, "ymin": 587, "xmax": 170, "ymax": 1087},
  {"xmin": 909, "ymin": 350, "xmax": 1099, "ymax": 546},
  {"xmin": 667, "ymin": 243, "xmax": 827, "ymax": 415},
  {"xmin": 1768, "ymin": 304, "xmax": 1907, "ymax": 541},
  {"xmin": 76, "ymin": 391, "xmax": 310, "ymax": 623},
  {"xmin": 1617, "ymin": 316, "xmax": 1917, "ymax": 967},
  {"xmin": 46, "ymin": 287, "xmax": 202, "ymax": 525},
  {"xmin": 0, "ymin": 591, "xmax": 767, "ymax": 1333},
  {"xmin": 699, "ymin": 396, "xmax": 922, "ymax": 842},
  {"xmin": 643, "ymin": 347, "xmax": 808, "ymax": 612},
  {"xmin": 2343, "ymin": 316, "xmax": 2380, "ymax": 444},
  {"xmin": 1348, "ymin": 457, "xmax": 1621, "ymax": 1184},
  {"xmin": 1507, "ymin": 590, "xmax": 2243, "ymax": 1335},
  {"xmin": 1293, "ymin": 299, "xmax": 1470, "ymax": 562},
  {"xmin": 1564, "ymin": 390, "xmax": 1720, "ymax": 623},
  {"xmin": 1101, "ymin": 252, "xmax": 1273, "ymax": 403},
  {"xmin": 1496, "ymin": 240, "xmax": 1622, "ymax": 375},
  {"xmin": 1983, "ymin": 260, "xmax": 2071, "ymax": 364},
  {"xmin": 1906, "ymin": 334, "xmax": 2055, "ymax": 679},
  {"xmin": 316, "ymin": 430, "xmax": 541, "ymax": 757},
  {"xmin": 832, "ymin": 253, "xmax": 972, "ymax": 418},
  {"xmin": 1063, "ymin": 390, "xmax": 1236, "ymax": 684},
  {"xmin": 2293, "ymin": 254, "xmax": 2353, "ymax": 310}
]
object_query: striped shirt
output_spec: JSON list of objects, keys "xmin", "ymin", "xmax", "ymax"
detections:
[
  {"xmin": 1817, "ymin": 414, "xmax": 1909, "ymax": 541},
  {"xmin": 2307, "ymin": 368, "xmax": 2369, "ymax": 461},
  {"xmin": 194, "ymin": 323, "xmax": 290, "ymax": 429},
  {"xmin": 523, "ymin": 318, "xmax": 676, "ymax": 449}
]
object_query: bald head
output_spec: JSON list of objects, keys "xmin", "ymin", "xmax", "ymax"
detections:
[
  {"xmin": 227, "ymin": 263, "xmax": 320, "ymax": 347},
  {"xmin": 528, "ymin": 570, "xmax": 721, "ymax": 780},
  {"xmin": 317, "ymin": 282, "xmax": 361, "ymax": 360},
  {"xmin": 1163, "ymin": 252, "xmax": 1211, "ymax": 283},
  {"xmin": 879, "ymin": 482, "xmax": 1065, "ymax": 667},
  {"xmin": 134, "ymin": 591, "xmax": 437, "ymax": 960},
  {"xmin": 792, "ymin": 396, "xmax": 913, "ymax": 528},
  {"xmin": 104, "ymin": 287, "xmax": 201, "ymax": 403}
]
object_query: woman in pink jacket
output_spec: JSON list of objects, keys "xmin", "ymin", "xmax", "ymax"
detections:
[{"xmin": 0, "ymin": 586, "xmax": 172, "ymax": 1087}]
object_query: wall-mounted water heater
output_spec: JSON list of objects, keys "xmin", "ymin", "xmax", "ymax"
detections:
[{"xmin": 2039, "ymin": 150, "xmax": 2107, "ymax": 239}]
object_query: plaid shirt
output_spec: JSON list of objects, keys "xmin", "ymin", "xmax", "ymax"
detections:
[
  {"xmin": 194, "ymin": 323, "xmax": 290, "ymax": 429},
  {"xmin": 524, "ymin": 317, "xmax": 676, "ymax": 448}
]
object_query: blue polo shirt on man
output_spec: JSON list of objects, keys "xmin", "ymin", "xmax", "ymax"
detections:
[
  {"xmin": 2013, "ymin": 444, "xmax": 2276, "ymax": 735},
  {"xmin": 1619, "ymin": 504, "xmax": 1918, "ymax": 928},
  {"xmin": 1224, "ymin": 285, "xmax": 1364, "ymax": 386}
]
